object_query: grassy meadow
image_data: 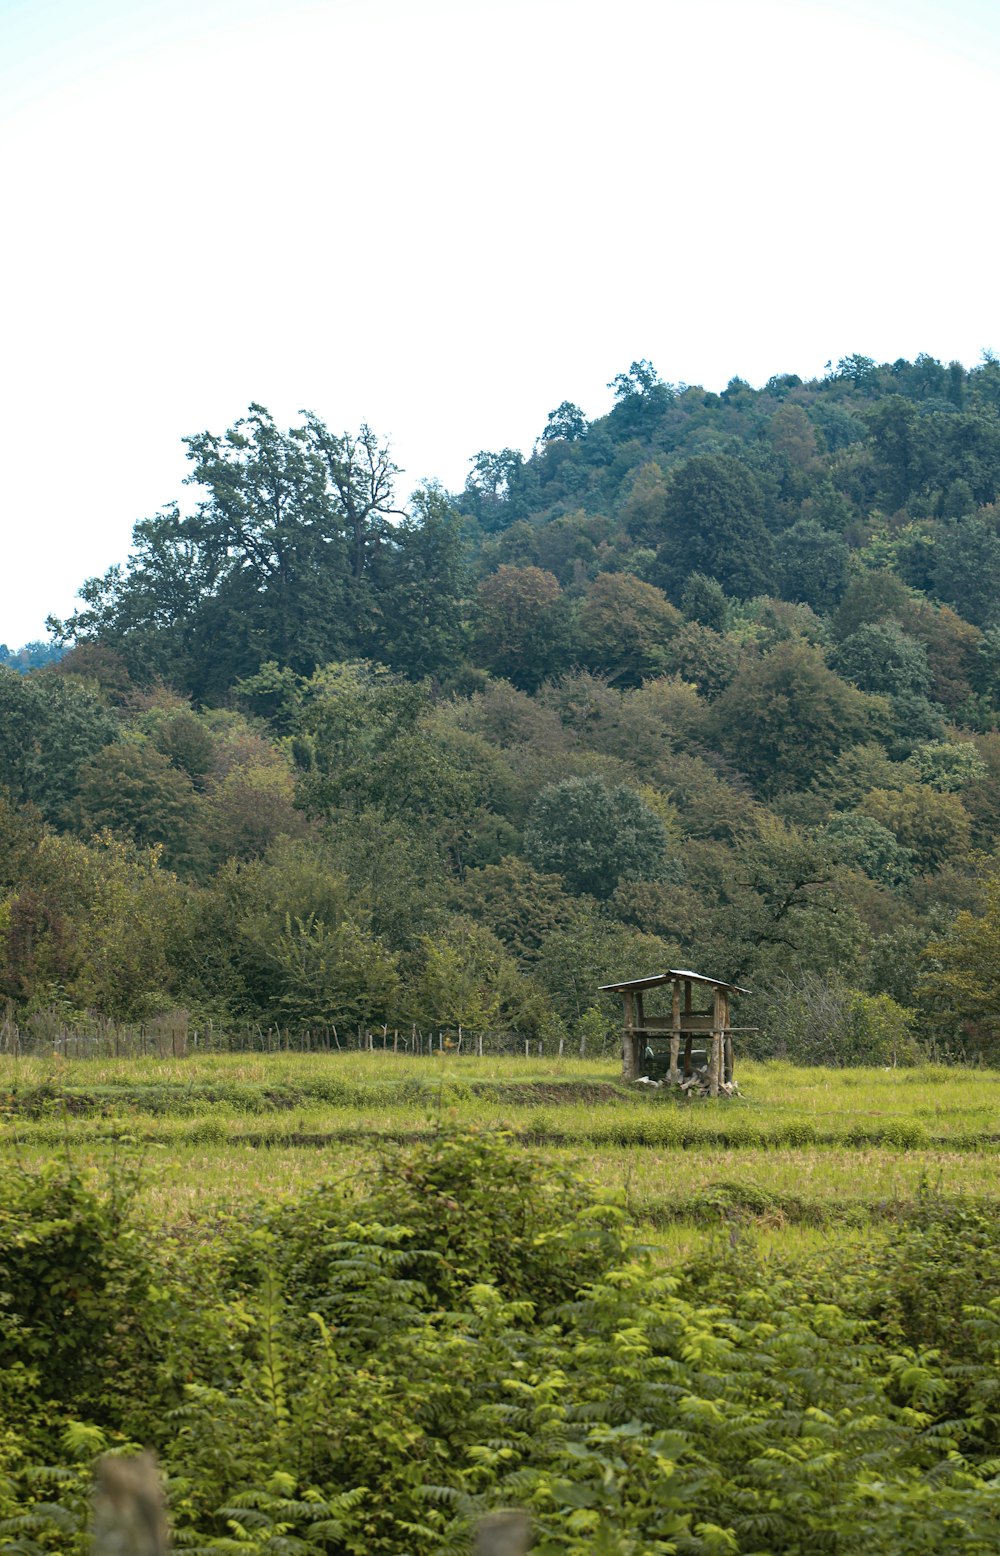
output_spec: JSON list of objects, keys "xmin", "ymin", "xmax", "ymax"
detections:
[{"xmin": 4, "ymin": 1050, "xmax": 998, "ymax": 1257}]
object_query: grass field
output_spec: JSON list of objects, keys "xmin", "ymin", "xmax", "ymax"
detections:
[{"xmin": 4, "ymin": 1052, "xmax": 998, "ymax": 1258}]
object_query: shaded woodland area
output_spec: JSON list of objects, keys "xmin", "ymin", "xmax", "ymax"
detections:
[{"xmin": 6, "ymin": 352, "xmax": 1000, "ymax": 1057}]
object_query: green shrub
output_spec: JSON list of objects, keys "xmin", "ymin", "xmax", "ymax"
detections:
[
  {"xmin": 5, "ymin": 1134, "xmax": 1000, "ymax": 1554},
  {"xmin": 760, "ymin": 974, "xmax": 922, "ymax": 1066}
]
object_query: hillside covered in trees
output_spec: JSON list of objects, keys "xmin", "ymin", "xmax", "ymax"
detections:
[{"xmin": 6, "ymin": 351, "xmax": 1000, "ymax": 1057}]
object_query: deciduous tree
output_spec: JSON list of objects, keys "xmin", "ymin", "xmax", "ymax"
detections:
[
  {"xmin": 0, "ymin": 667, "xmax": 119, "ymax": 823},
  {"xmin": 270, "ymin": 913, "xmax": 399, "ymax": 1031},
  {"xmin": 920, "ymin": 875, "xmax": 1000, "ymax": 1056},
  {"xmin": 74, "ymin": 739, "xmax": 201, "ymax": 873},
  {"xmin": 575, "ymin": 572, "xmax": 681, "ymax": 687},
  {"xmin": 472, "ymin": 566, "xmax": 570, "ymax": 691},
  {"xmin": 653, "ymin": 454, "xmax": 774, "ymax": 599},
  {"xmin": 524, "ymin": 774, "xmax": 668, "ymax": 898},
  {"xmin": 861, "ymin": 783, "xmax": 972, "ymax": 873},
  {"xmin": 52, "ymin": 407, "xmax": 404, "ymax": 695},
  {"xmin": 376, "ymin": 486, "xmax": 471, "ymax": 680},
  {"xmin": 706, "ymin": 641, "xmax": 883, "ymax": 795}
]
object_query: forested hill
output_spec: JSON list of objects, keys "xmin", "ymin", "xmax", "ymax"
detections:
[
  {"xmin": 5, "ymin": 351, "xmax": 1000, "ymax": 1057},
  {"xmin": 47, "ymin": 352, "xmax": 1000, "ymax": 700}
]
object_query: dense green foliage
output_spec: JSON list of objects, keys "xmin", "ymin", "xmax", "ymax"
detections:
[
  {"xmin": 4, "ymin": 352, "xmax": 1000, "ymax": 1057},
  {"xmin": 2, "ymin": 1128, "xmax": 1000, "ymax": 1554}
]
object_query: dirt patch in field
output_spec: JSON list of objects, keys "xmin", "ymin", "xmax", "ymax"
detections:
[{"xmin": 465, "ymin": 1081, "xmax": 624, "ymax": 1106}]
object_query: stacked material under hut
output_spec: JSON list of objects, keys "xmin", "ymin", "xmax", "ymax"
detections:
[{"xmin": 600, "ymin": 970, "xmax": 751, "ymax": 1096}]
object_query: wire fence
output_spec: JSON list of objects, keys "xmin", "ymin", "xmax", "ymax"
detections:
[{"xmin": 0, "ymin": 1002, "xmax": 619, "ymax": 1061}]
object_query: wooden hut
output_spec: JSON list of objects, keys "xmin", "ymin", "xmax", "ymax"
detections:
[{"xmin": 600, "ymin": 970, "xmax": 751, "ymax": 1096}]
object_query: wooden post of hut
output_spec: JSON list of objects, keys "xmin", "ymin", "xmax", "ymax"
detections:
[
  {"xmin": 683, "ymin": 979, "xmax": 693, "ymax": 1077},
  {"xmin": 599, "ymin": 970, "xmax": 753, "ymax": 1096},
  {"xmin": 709, "ymin": 985, "xmax": 723, "ymax": 1097},
  {"xmin": 622, "ymin": 986, "xmax": 638, "ymax": 1080},
  {"xmin": 669, "ymin": 980, "xmax": 680, "ymax": 1084}
]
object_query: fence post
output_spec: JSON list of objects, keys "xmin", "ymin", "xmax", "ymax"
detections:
[
  {"xmin": 475, "ymin": 1510, "xmax": 531, "ymax": 1555},
  {"xmin": 1, "ymin": 999, "xmax": 18, "ymax": 1057},
  {"xmin": 92, "ymin": 1452, "xmax": 169, "ymax": 1556}
]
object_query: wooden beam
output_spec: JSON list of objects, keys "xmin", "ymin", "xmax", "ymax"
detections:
[
  {"xmin": 709, "ymin": 987, "xmax": 723, "ymax": 1097},
  {"xmin": 669, "ymin": 978, "xmax": 680, "ymax": 1084},
  {"xmin": 683, "ymin": 980, "xmax": 693, "ymax": 1078},
  {"xmin": 622, "ymin": 989, "xmax": 636, "ymax": 1080}
]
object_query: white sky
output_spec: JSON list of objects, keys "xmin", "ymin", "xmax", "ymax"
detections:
[{"xmin": 2, "ymin": 0, "xmax": 999, "ymax": 645}]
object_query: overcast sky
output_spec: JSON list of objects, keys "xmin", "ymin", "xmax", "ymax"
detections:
[{"xmin": 2, "ymin": 0, "xmax": 999, "ymax": 646}]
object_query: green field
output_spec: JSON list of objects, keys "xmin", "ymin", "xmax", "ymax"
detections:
[{"xmin": 4, "ymin": 1052, "xmax": 999, "ymax": 1257}]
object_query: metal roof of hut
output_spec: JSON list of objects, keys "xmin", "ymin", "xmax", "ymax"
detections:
[{"xmin": 599, "ymin": 969, "xmax": 751, "ymax": 996}]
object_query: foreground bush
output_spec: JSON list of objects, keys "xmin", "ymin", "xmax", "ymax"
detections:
[{"xmin": 2, "ymin": 1130, "xmax": 1000, "ymax": 1553}]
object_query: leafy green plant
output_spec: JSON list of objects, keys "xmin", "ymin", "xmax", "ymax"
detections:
[{"xmin": 5, "ymin": 1128, "xmax": 1000, "ymax": 1553}]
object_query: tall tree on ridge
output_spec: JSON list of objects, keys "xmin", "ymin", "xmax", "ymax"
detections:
[
  {"xmin": 52, "ymin": 407, "xmax": 404, "ymax": 697},
  {"xmin": 652, "ymin": 453, "xmax": 775, "ymax": 599}
]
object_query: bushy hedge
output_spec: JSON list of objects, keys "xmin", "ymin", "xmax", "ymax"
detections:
[
  {"xmin": 752, "ymin": 973, "xmax": 922, "ymax": 1066},
  {"xmin": 2, "ymin": 1131, "xmax": 1000, "ymax": 1553}
]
